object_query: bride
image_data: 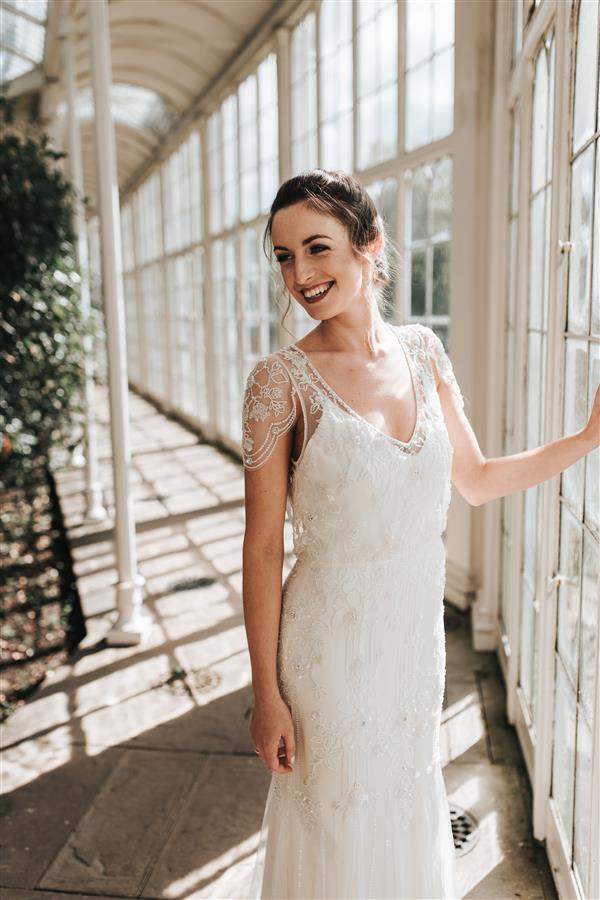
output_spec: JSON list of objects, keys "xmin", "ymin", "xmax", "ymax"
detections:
[{"xmin": 241, "ymin": 169, "xmax": 599, "ymax": 899}]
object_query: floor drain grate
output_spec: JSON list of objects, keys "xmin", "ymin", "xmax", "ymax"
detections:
[
  {"xmin": 169, "ymin": 576, "xmax": 215, "ymax": 592},
  {"xmin": 450, "ymin": 804, "xmax": 480, "ymax": 856}
]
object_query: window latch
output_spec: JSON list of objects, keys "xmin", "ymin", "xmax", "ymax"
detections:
[{"xmin": 558, "ymin": 240, "xmax": 574, "ymax": 254}]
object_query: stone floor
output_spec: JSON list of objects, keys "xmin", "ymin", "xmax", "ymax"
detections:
[{"xmin": 0, "ymin": 387, "xmax": 557, "ymax": 900}]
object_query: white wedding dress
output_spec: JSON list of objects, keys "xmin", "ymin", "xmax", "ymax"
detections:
[{"xmin": 242, "ymin": 323, "xmax": 461, "ymax": 899}]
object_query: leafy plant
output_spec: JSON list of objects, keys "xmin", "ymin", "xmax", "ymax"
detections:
[{"xmin": 0, "ymin": 131, "xmax": 100, "ymax": 488}]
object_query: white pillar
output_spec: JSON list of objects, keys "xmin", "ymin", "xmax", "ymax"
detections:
[
  {"xmin": 62, "ymin": 22, "xmax": 107, "ymax": 523},
  {"xmin": 87, "ymin": 0, "xmax": 151, "ymax": 645}
]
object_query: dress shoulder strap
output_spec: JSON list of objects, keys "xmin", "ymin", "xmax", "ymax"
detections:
[{"xmin": 407, "ymin": 323, "xmax": 465, "ymax": 411}]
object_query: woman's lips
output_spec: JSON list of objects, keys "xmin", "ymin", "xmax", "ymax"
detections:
[{"xmin": 303, "ymin": 281, "xmax": 335, "ymax": 303}]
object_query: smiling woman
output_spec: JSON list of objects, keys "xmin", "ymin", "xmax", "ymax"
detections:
[{"xmin": 242, "ymin": 169, "xmax": 461, "ymax": 899}]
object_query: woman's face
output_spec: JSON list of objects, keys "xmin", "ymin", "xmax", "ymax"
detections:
[{"xmin": 271, "ymin": 202, "xmax": 379, "ymax": 319}]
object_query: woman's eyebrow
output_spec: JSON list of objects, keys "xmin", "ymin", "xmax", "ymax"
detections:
[{"xmin": 273, "ymin": 234, "xmax": 333, "ymax": 252}]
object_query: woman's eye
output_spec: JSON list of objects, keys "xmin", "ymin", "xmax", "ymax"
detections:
[{"xmin": 276, "ymin": 245, "xmax": 329, "ymax": 265}]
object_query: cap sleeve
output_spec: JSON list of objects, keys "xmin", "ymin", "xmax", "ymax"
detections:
[
  {"xmin": 242, "ymin": 353, "xmax": 299, "ymax": 469},
  {"xmin": 416, "ymin": 324, "xmax": 465, "ymax": 411}
]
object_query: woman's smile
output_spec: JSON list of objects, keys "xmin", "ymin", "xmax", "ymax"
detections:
[{"xmin": 301, "ymin": 281, "xmax": 335, "ymax": 303}]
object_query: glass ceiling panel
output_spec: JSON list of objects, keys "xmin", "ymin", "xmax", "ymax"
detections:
[
  {"xmin": 1, "ymin": 48, "xmax": 35, "ymax": 81},
  {"xmin": 4, "ymin": 0, "xmax": 47, "ymax": 22},
  {"xmin": 55, "ymin": 84, "xmax": 179, "ymax": 139},
  {"xmin": 0, "ymin": 1, "xmax": 47, "ymax": 83}
]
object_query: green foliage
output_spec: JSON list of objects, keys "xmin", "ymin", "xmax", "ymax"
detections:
[
  {"xmin": 0, "ymin": 133, "xmax": 74, "ymax": 295},
  {"xmin": 0, "ymin": 131, "xmax": 98, "ymax": 488}
]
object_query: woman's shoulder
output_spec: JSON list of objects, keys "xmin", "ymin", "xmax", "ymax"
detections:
[{"xmin": 244, "ymin": 349, "xmax": 294, "ymax": 387}]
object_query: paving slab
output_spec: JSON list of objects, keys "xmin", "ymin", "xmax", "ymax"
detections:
[{"xmin": 39, "ymin": 750, "xmax": 199, "ymax": 895}]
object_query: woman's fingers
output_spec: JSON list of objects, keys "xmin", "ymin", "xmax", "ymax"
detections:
[
  {"xmin": 264, "ymin": 736, "xmax": 294, "ymax": 774},
  {"xmin": 282, "ymin": 730, "xmax": 295, "ymax": 766}
]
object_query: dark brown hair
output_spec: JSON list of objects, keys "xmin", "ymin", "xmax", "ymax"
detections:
[{"xmin": 262, "ymin": 169, "xmax": 399, "ymax": 335}]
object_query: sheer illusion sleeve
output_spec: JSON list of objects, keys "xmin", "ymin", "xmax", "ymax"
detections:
[
  {"xmin": 242, "ymin": 354, "xmax": 299, "ymax": 469},
  {"xmin": 417, "ymin": 325, "xmax": 465, "ymax": 412}
]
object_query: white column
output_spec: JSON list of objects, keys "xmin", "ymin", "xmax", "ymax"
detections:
[
  {"xmin": 451, "ymin": 0, "xmax": 496, "ymax": 645},
  {"xmin": 87, "ymin": 0, "xmax": 151, "ymax": 645},
  {"xmin": 62, "ymin": 22, "xmax": 107, "ymax": 523},
  {"xmin": 199, "ymin": 117, "xmax": 218, "ymax": 439}
]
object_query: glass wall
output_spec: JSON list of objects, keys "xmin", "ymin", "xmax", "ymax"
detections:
[
  {"xmin": 499, "ymin": 3, "xmax": 599, "ymax": 896},
  {"xmin": 550, "ymin": 2, "xmax": 599, "ymax": 894}
]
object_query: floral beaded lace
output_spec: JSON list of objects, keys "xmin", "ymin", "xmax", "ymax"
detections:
[{"xmin": 241, "ymin": 323, "xmax": 464, "ymax": 472}]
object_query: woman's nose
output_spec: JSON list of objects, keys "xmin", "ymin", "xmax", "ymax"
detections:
[{"xmin": 294, "ymin": 256, "xmax": 316, "ymax": 286}]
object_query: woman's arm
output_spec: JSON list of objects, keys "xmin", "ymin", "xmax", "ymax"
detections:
[
  {"xmin": 242, "ymin": 431, "xmax": 291, "ymax": 702},
  {"xmin": 243, "ymin": 432, "xmax": 297, "ymax": 774},
  {"xmin": 439, "ymin": 376, "xmax": 600, "ymax": 508}
]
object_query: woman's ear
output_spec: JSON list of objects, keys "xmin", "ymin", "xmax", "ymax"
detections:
[{"xmin": 368, "ymin": 232, "xmax": 383, "ymax": 262}]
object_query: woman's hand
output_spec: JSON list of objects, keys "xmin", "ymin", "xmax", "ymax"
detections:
[
  {"xmin": 250, "ymin": 692, "xmax": 296, "ymax": 774},
  {"xmin": 584, "ymin": 383, "xmax": 600, "ymax": 449}
]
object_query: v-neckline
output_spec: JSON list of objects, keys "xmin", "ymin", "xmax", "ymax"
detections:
[{"xmin": 289, "ymin": 323, "xmax": 424, "ymax": 451}]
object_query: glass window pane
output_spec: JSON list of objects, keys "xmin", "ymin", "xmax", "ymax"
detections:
[
  {"xmin": 407, "ymin": 158, "xmax": 452, "ymax": 324},
  {"xmin": 432, "ymin": 241, "xmax": 449, "ymax": 314},
  {"xmin": 432, "ymin": 156, "xmax": 452, "ymax": 233},
  {"xmin": 405, "ymin": 1, "xmax": 454, "ymax": 152},
  {"xmin": 593, "ymin": 141, "xmax": 600, "ymax": 336},
  {"xmin": 405, "ymin": 63, "xmax": 430, "ymax": 151},
  {"xmin": 573, "ymin": 714, "xmax": 593, "ymax": 895},
  {"xmin": 525, "ymin": 329, "xmax": 542, "ymax": 447},
  {"xmin": 579, "ymin": 528, "xmax": 599, "ymax": 723},
  {"xmin": 432, "ymin": 47, "xmax": 454, "ymax": 140},
  {"xmin": 411, "ymin": 167, "xmax": 429, "ymax": 241},
  {"xmin": 433, "ymin": 0, "xmax": 454, "ymax": 52},
  {"xmin": 411, "ymin": 248, "xmax": 426, "ymax": 316},
  {"xmin": 357, "ymin": 0, "xmax": 398, "ymax": 168},
  {"xmin": 556, "ymin": 504, "xmax": 583, "ymax": 688},
  {"xmin": 567, "ymin": 144, "xmax": 594, "ymax": 335},
  {"xmin": 531, "ymin": 42, "xmax": 550, "ymax": 196},
  {"xmin": 560, "ymin": 339, "xmax": 588, "ymax": 519},
  {"xmin": 572, "ymin": 0, "xmax": 599, "ymax": 153},
  {"xmin": 584, "ymin": 343, "xmax": 600, "ymax": 533},
  {"xmin": 551, "ymin": 656, "xmax": 577, "ymax": 855},
  {"xmin": 291, "ymin": 12, "xmax": 318, "ymax": 174},
  {"xmin": 406, "ymin": 0, "xmax": 432, "ymax": 69},
  {"xmin": 528, "ymin": 189, "xmax": 546, "ymax": 331}
]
